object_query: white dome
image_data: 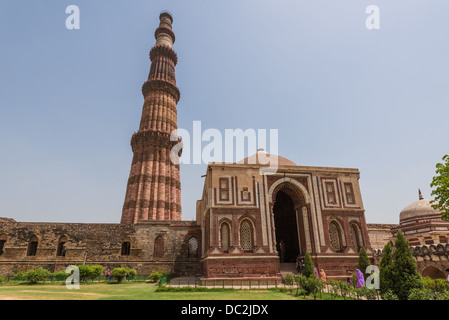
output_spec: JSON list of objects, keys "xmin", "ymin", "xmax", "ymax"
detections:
[{"xmin": 399, "ymin": 191, "xmax": 441, "ymax": 223}]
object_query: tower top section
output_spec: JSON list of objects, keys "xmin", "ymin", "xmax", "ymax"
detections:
[{"xmin": 155, "ymin": 11, "xmax": 175, "ymax": 48}]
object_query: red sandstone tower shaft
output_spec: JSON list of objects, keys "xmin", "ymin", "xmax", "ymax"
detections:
[{"xmin": 121, "ymin": 12, "xmax": 182, "ymax": 223}]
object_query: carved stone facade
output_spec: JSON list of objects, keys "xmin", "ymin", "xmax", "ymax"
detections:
[{"xmin": 196, "ymin": 150, "xmax": 373, "ymax": 280}]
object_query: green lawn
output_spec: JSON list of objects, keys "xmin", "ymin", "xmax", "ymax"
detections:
[{"xmin": 0, "ymin": 281, "xmax": 344, "ymax": 300}]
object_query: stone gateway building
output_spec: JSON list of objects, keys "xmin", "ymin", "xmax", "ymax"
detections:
[
  {"xmin": 196, "ymin": 151, "xmax": 372, "ymax": 279},
  {"xmin": 0, "ymin": 12, "xmax": 447, "ymax": 282}
]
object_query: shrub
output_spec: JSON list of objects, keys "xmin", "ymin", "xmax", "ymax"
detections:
[
  {"xmin": 149, "ymin": 270, "xmax": 167, "ymax": 282},
  {"xmin": 423, "ymin": 277, "xmax": 449, "ymax": 293},
  {"xmin": 328, "ymin": 279, "xmax": 339, "ymax": 300},
  {"xmin": 90, "ymin": 265, "xmax": 103, "ymax": 278},
  {"xmin": 77, "ymin": 265, "xmax": 93, "ymax": 282},
  {"xmin": 0, "ymin": 275, "xmax": 4, "ymax": 283},
  {"xmin": 75, "ymin": 264, "xmax": 103, "ymax": 282},
  {"xmin": 52, "ymin": 270, "xmax": 69, "ymax": 281},
  {"xmin": 356, "ymin": 286, "xmax": 378, "ymax": 300},
  {"xmin": 381, "ymin": 289, "xmax": 399, "ymax": 300},
  {"xmin": 350, "ymin": 272, "xmax": 358, "ymax": 289},
  {"xmin": 24, "ymin": 268, "xmax": 50, "ymax": 284},
  {"xmin": 336, "ymin": 280, "xmax": 351, "ymax": 300},
  {"xmin": 283, "ymin": 273, "xmax": 294, "ymax": 286},
  {"xmin": 305, "ymin": 275, "xmax": 324, "ymax": 300},
  {"xmin": 295, "ymin": 275, "xmax": 309, "ymax": 298},
  {"xmin": 13, "ymin": 271, "xmax": 26, "ymax": 281},
  {"xmin": 124, "ymin": 267, "xmax": 137, "ymax": 280},
  {"xmin": 436, "ymin": 291, "xmax": 449, "ymax": 300},
  {"xmin": 407, "ymin": 288, "xmax": 435, "ymax": 300},
  {"xmin": 111, "ymin": 268, "xmax": 127, "ymax": 283}
]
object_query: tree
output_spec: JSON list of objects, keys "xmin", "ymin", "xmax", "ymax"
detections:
[
  {"xmin": 357, "ymin": 247, "xmax": 371, "ymax": 280},
  {"xmin": 379, "ymin": 241, "xmax": 394, "ymax": 294},
  {"xmin": 295, "ymin": 275, "xmax": 309, "ymax": 298},
  {"xmin": 430, "ymin": 154, "xmax": 449, "ymax": 221},
  {"xmin": 306, "ymin": 275, "xmax": 324, "ymax": 300},
  {"xmin": 391, "ymin": 230, "xmax": 423, "ymax": 299},
  {"xmin": 302, "ymin": 251, "xmax": 314, "ymax": 278}
]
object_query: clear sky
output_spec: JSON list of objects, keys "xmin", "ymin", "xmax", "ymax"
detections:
[{"xmin": 0, "ymin": 1, "xmax": 448, "ymax": 224}]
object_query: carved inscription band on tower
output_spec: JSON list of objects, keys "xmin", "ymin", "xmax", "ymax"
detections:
[{"xmin": 121, "ymin": 12, "xmax": 182, "ymax": 224}]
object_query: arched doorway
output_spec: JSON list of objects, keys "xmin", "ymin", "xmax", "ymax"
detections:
[
  {"xmin": 422, "ymin": 266, "xmax": 446, "ymax": 279},
  {"xmin": 272, "ymin": 183, "xmax": 307, "ymax": 263}
]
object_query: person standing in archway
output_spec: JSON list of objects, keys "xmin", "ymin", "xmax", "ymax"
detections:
[
  {"xmin": 279, "ymin": 239, "xmax": 285, "ymax": 263},
  {"xmin": 296, "ymin": 255, "xmax": 302, "ymax": 274}
]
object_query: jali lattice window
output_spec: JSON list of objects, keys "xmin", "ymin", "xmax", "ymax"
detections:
[
  {"xmin": 188, "ymin": 237, "xmax": 198, "ymax": 258},
  {"xmin": 329, "ymin": 222, "xmax": 341, "ymax": 252},
  {"xmin": 240, "ymin": 220, "xmax": 253, "ymax": 252},
  {"xmin": 153, "ymin": 236, "xmax": 164, "ymax": 258}
]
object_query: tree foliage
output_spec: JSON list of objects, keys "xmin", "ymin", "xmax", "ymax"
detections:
[
  {"xmin": 430, "ymin": 154, "xmax": 449, "ymax": 221},
  {"xmin": 391, "ymin": 230, "xmax": 423, "ymax": 299},
  {"xmin": 357, "ymin": 247, "xmax": 371, "ymax": 280},
  {"xmin": 148, "ymin": 270, "xmax": 167, "ymax": 282},
  {"xmin": 302, "ymin": 251, "xmax": 314, "ymax": 278},
  {"xmin": 379, "ymin": 241, "xmax": 394, "ymax": 294},
  {"xmin": 76, "ymin": 264, "xmax": 103, "ymax": 282},
  {"xmin": 24, "ymin": 268, "xmax": 50, "ymax": 284},
  {"xmin": 111, "ymin": 268, "xmax": 127, "ymax": 283}
]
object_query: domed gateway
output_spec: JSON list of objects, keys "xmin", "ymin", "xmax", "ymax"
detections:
[
  {"xmin": 197, "ymin": 148, "xmax": 372, "ymax": 281},
  {"xmin": 393, "ymin": 190, "xmax": 448, "ymax": 239},
  {"xmin": 390, "ymin": 190, "xmax": 449, "ymax": 279}
]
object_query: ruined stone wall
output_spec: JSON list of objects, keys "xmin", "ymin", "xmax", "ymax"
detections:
[
  {"xmin": 367, "ymin": 223, "xmax": 397, "ymax": 250},
  {"xmin": 0, "ymin": 220, "xmax": 201, "ymax": 277}
]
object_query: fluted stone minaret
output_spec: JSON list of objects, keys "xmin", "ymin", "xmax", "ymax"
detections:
[{"xmin": 121, "ymin": 12, "xmax": 182, "ymax": 224}]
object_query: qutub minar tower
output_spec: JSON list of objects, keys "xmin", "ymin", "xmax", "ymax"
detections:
[{"xmin": 121, "ymin": 12, "xmax": 182, "ymax": 224}]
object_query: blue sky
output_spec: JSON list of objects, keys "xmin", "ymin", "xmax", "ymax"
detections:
[{"xmin": 0, "ymin": 1, "xmax": 448, "ymax": 224}]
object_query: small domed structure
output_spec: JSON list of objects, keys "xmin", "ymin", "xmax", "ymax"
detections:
[
  {"xmin": 399, "ymin": 190, "xmax": 441, "ymax": 225},
  {"xmin": 237, "ymin": 148, "xmax": 296, "ymax": 166}
]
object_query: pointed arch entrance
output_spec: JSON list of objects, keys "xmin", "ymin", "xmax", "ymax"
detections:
[{"xmin": 270, "ymin": 180, "xmax": 311, "ymax": 263}]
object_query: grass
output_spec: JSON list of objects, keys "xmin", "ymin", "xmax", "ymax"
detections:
[{"xmin": 0, "ymin": 281, "xmax": 351, "ymax": 300}]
